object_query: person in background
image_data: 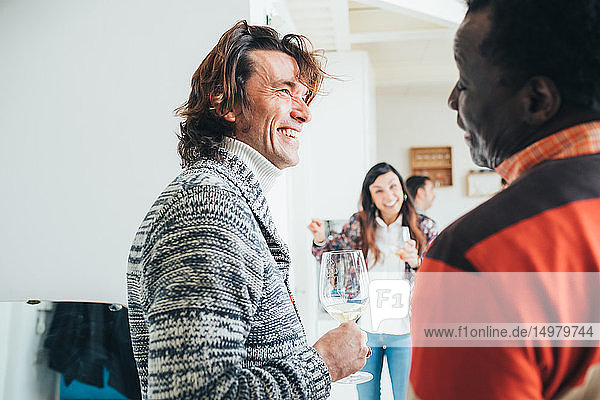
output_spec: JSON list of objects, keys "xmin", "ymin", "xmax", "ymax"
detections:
[
  {"xmin": 405, "ymin": 175, "xmax": 438, "ymax": 246},
  {"xmin": 409, "ymin": 0, "xmax": 600, "ymax": 398},
  {"xmin": 308, "ymin": 162, "xmax": 436, "ymax": 400},
  {"xmin": 127, "ymin": 20, "xmax": 369, "ymax": 400}
]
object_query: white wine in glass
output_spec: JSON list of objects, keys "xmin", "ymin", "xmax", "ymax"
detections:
[
  {"xmin": 325, "ymin": 302, "xmax": 368, "ymax": 323},
  {"xmin": 320, "ymin": 250, "xmax": 373, "ymax": 384}
]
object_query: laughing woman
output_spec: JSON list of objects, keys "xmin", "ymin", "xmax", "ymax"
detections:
[{"xmin": 308, "ymin": 162, "xmax": 437, "ymax": 400}]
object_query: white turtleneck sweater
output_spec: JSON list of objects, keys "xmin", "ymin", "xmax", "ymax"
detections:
[{"xmin": 222, "ymin": 137, "xmax": 282, "ymax": 194}]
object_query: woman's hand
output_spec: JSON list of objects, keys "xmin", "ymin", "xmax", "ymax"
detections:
[
  {"xmin": 394, "ymin": 239, "xmax": 419, "ymax": 268},
  {"xmin": 307, "ymin": 219, "xmax": 326, "ymax": 244}
]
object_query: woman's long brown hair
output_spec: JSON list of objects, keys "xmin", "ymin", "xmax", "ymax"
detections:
[{"xmin": 357, "ymin": 162, "xmax": 426, "ymax": 268}]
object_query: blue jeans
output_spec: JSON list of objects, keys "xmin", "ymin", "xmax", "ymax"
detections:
[{"xmin": 356, "ymin": 332, "xmax": 411, "ymax": 400}]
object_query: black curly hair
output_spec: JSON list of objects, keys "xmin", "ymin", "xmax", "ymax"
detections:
[{"xmin": 465, "ymin": 0, "xmax": 600, "ymax": 111}]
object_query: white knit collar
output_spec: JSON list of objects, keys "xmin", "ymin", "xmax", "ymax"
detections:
[{"xmin": 222, "ymin": 137, "xmax": 282, "ymax": 193}]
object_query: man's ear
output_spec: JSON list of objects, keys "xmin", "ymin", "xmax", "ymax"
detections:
[
  {"xmin": 520, "ymin": 76, "xmax": 561, "ymax": 125},
  {"xmin": 210, "ymin": 93, "xmax": 236, "ymax": 122},
  {"xmin": 416, "ymin": 187, "xmax": 424, "ymax": 200},
  {"xmin": 223, "ymin": 111, "xmax": 236, "ymax": 123}
]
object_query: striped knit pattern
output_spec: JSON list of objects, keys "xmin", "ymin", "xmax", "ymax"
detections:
[{"xmin": 127, "ymin": 148, "xmax": 331, "ymax": 399}]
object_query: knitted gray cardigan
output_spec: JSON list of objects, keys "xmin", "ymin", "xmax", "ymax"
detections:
[{"xmin": 127, "ymin": 149, "xmax": 331, "ymax": 399}]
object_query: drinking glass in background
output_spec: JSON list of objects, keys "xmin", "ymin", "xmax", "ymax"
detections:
[
  {"xmin": 319, "ymin": 250, "xmax": 372, "ymax": 384},
  {"xmin": 392, "ymin": 226, "xmax": 411, "ymax": 260}
]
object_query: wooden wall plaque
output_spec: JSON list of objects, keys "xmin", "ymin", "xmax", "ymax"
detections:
[{"xmin": 410, "ymin": 146, "xmax": 453, "ymax": 187}]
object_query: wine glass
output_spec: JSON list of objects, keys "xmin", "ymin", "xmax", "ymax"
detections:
[
  {"xmin": 392, "ymin": 226, "xmax": 415, "ymax": 280},
  {"xmin": 319, "ymin": 250, "xmax": 373, "ymax": 384},
  {"xmin": 392, "ymin": 226, "xmax": 411, "ymax": 259}
]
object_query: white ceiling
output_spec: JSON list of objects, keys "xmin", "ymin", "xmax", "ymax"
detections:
[{"xmin": 282, "ymin": 0, "xmax": 465, "ymax": 87}]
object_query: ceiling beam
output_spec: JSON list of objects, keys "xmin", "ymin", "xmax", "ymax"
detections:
[
  {"xmin": 350, "ymin": 28, "xmax": 454, "ymax": 43},
  {"xmin": 352, "ymin": 0, "xmax": 465, "ymax": 27},
  {"xmin": 331, "ymin": 0, "xmax": 351, "ymax": 51},
  {"xmin": 374, "ymin": 62, "xmax": 457, "ymax": 87}
]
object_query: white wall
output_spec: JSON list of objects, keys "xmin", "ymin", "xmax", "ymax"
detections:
[
  {"xmin": 376, "ymin": 84, "xmax": 489, "ymax": 229},
  {"xmin": 287, "ymin": 50, "xmax": 376, "ymax": 343},
  {"xmin": 0, "ymin": 1, "xmax": 490, "ymax": 398},
  {"xmin": 0, "ymin": 1, "xmax": 254, "ymax": 398},
  {"xmin": 0, "ymin": 0, "xmax": 250, "ymax": 304},
  {"xmin": 285, "ymin": 50, "xmax": 376, "ymax": 400}
]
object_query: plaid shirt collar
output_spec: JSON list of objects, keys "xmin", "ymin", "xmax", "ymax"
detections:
[{"xmin": 496, "ymin": 121, "xmax": 600, "ymax": 184}]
